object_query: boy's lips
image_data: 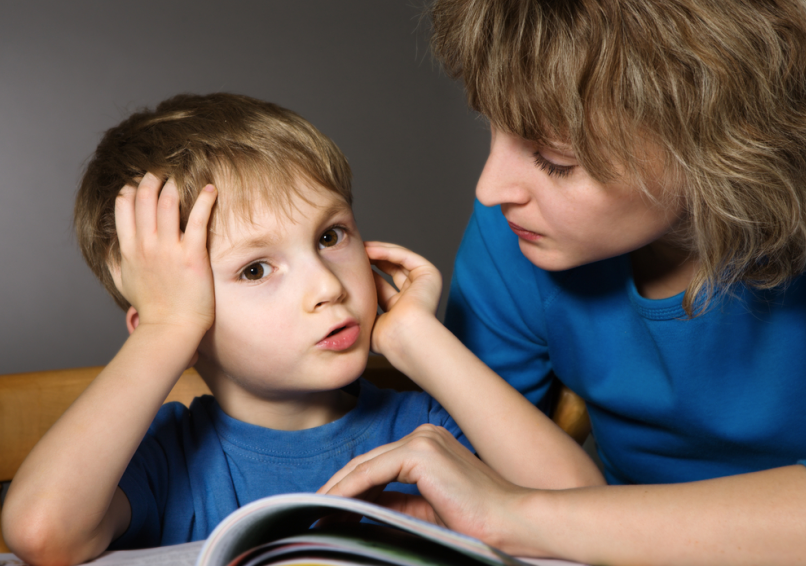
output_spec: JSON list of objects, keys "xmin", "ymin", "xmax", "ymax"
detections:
[
  {"xmin": 508, "ymin": 221, "xmax": 543, "ymax": 242},
  {"xmin": 317, "ymin": 321, "xmax": 360, "ymax": 351}
]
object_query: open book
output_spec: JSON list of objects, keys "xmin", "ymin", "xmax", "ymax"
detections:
[
  {"xmin": 200, "ymin": 492, "xmax": 526, "ymax": 566},
  {"xmin": 199, "ymin": 493, "xmax": 585, "ymax": 566},
  {"xmin": 0, "ymin": 493, "xmax": 584, "ymax": 566}
]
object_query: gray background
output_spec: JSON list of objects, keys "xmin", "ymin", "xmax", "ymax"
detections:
[{"xmin": 0, "ymin": 0, "xmax": 489, "ymax": 375}]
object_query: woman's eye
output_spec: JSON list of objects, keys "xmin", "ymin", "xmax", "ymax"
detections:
[
  {"xmin": 318, "ymin": 227, "xmax": 346, "ymax": 249},
  {"xmin": 241, "ymin": 262, "xmax": 272, "ymax": 281},
  {"xmin": 533, "ymin": 152, "xmax": 574, "ymax": 178}
]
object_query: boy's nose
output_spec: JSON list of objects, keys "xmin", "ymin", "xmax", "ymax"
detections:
[
  {"xmin": 304, "ymin": 260, "xmax": 346, "ymax": 311},
  {"xmin": 475, "ymin": 129, "xmax": 532, "ymax": 208}
]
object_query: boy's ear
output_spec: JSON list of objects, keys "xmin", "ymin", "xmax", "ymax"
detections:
[{"xmin": 125, "ymin": 306, "xmax": 140, "ymax": 335}]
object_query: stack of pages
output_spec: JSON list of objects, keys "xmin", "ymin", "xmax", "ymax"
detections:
[{"xmin": 0, "ymin": 493, "xmax": 585, "ymax": 566}]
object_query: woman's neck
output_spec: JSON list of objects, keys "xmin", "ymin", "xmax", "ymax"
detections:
[{"xmin": 630, "ymin": 240, "xmax": 697, "ymax": 300}]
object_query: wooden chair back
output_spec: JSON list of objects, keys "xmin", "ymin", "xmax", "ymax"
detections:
[{"xmin": 0, "ymin": 356, "xmax": 588, "ymax": 553}]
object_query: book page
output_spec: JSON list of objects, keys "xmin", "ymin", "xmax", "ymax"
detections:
[
  {"xmin": 197, "ymin": 494, "xmax": 521, "ymax": 566},
  {"xmin": 0, "ymin": 541, "xmax": 203, "ymax": 566},
  {"xmin": 1, "ymin": 544, "xmax": 585, "ymax": 566},
  {"xmin": 197, "ymin": 494, "xmax": 589, "ymax": 566},
  {"xmin": 517, "ymin": 558, "xmax": 587, "ymax": 566}
]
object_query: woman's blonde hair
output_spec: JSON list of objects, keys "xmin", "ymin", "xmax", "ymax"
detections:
[
  {"xmin": 75, "ymin": 93, "xmax": 352, "ymax": 310},
  {"xmin": 431, "ymin": 0, "xmax": 806, "ymax": 314}
]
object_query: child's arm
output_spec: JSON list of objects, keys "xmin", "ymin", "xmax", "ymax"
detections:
[
  {"xmin": 1, "ymin": 174, "xmax": 217, "ymax": 566},
  {"xmin": 362, "ymin": 242, "xmax": 603, "ymax": 489}
]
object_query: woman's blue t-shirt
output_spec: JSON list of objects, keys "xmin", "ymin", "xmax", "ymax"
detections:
[{"xmin": 445, "ymin": 200, "xmax": 806, "ymax": 485}]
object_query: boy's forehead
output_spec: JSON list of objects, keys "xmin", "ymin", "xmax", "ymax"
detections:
[
  {"xmin": 212, "ymin": 174, "xmax": 349, "ymax": 220},
  {"xmin": 207, "ymin": 187, "xmax": 352, "ymax": 258}
]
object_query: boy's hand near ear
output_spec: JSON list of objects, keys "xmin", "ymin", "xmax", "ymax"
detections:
[
  {"xmin": 364, "ymin": 241, "xmax": 442, "ymax": 356},
  {"xmin": 2, "ymin": 174, "xmax": 217, "ymax": 566},
  {"xmin": 363, "ymin": 241, "xmax": 604, "ymax": 493}
]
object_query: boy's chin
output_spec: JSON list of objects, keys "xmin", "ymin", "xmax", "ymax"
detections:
[{"xmin": 326, "ymin": 352, "xmax": 369, "ymax": 388}]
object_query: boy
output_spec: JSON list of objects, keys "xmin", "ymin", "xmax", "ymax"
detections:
[{"xmin": 2, "ymin": 93, "xmax": 601, "ymax": 565}]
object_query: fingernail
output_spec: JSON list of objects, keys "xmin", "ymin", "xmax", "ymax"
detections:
[{"xmin": 204, "ymin": 184, "xmax": 216, "ymax": 192}]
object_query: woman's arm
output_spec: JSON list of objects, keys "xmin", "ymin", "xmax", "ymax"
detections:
[
  {"xmin": 518, "ymin": 464, "xmax": 806, "ymax": 566},
  {"xmin": 321, "ymin": 428, "xmax": 806, "ymax": 565},
  {"xmin": 364, "ymin": 242, "xmax": 603, "ymax": 489}
]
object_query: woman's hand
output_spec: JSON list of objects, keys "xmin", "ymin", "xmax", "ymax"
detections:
[
  {"xmin": 318, "ymin": 424, "xmax": 534, "ymax": 552},
  {"xmin": 364, "ymin": 241, "xmax": 442, "ymax": 356},
  {"xmin": 113, "ymin": 173, "xmax": 217, "ymax": 336},
  {"xmin": 323, "ymin": 430, "xmax": 806, "ymax": 564}
]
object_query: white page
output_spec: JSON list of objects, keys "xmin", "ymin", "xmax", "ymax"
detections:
[
  {"xmin": 0, "ymin": 541, "xmax": 203, "ymax": 566},
  {"xmin": 1, "ymin": 543, "xmax": 585, "ymax": 566},
  {"xmin": 517, "ymin": 558, "xmax": 587, "ymax": 566}
]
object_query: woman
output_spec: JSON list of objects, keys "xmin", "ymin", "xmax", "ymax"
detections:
[{"xmin": 322, "ymin": 0, "xmax": 806, "ymax": 564}]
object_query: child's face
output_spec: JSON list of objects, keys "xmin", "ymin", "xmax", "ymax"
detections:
[
  {"xmin": 196, "ymin": 181, "xmax": 377, "ymax": 401},
  {"xmin": 476, "ymin": 125, "xmax": 685, "ymax": 271}
]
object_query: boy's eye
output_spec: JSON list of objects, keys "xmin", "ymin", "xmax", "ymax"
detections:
[
  {"xmin": 241, "ymin": 262, "xmax": 273, "ymax": 281},
  {"xmin": 318, "ymin": 227, "xmax": 346, "ymax": 249}
]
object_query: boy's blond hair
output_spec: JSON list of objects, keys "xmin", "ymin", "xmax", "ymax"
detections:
[
  {"xmin": 75, "ymin": 93, "xmax": 352, "ymax": 310},
  {"xmin": 431, "ymin": 0, "xmax": 806, "ymax": 314}
]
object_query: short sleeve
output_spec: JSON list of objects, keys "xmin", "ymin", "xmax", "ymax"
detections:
[
  {"xmin": 108, "ymin": 403, "xmax": 187, "ymax": 550},
  {"xmin": 427, "ymin": 402, "xmax": 473, "ymax": 453},
  {"xmin": 445, "ymin": 201, "xmax": 556, "ymax": 412}
]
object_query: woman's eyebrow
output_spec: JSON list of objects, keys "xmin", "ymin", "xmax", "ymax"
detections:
[{"xmin": 540, "ymin": 138, "xmax": 574, "ymax": 153}]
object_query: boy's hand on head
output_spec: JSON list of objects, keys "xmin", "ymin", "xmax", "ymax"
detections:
[
  {"xmin": 114, "ymin": 173, "xmax": 217, "ymax": 335},
  {"xmin": 365, "ymin": 241, "xmax": 442, "ymax": 355}
]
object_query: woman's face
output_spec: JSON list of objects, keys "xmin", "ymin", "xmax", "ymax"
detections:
[{"xmin": 476, "ymin": 125, "xmax": 685, "ymax": 271}]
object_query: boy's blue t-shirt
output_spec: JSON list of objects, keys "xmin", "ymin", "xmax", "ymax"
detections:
[
  {"xmin": 445, "ymin": 200, "xmax": 806, "ymax": 486},
  {"xmin": 112, "ymin": 378, "xmax": 468, "ymax": 549}
]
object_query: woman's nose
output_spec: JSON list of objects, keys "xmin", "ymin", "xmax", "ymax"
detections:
[{"xmin": 475, "ymin": 129, "xmax": 532, "ymax": 207}]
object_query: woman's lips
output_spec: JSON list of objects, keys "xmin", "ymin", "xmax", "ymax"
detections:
[
  {"xmin": 317, "ymin": 323, "xmax": 360, "ymax": 351},
  {"xmin": 508, "ymin": 221, "xmax": 543, "ymax": 242}
]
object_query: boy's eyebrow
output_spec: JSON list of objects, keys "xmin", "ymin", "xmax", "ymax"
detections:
[
  {"xmin": 212, "ymin": 234, "xmax": 279, "ymax": 261},
  {"xmin": 211, "ymin": 198, "xmax": 352, "ymax": 262},
  {"xmin": 318, "ymin": 199, "xmax": 352, "ymax": 219}
]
